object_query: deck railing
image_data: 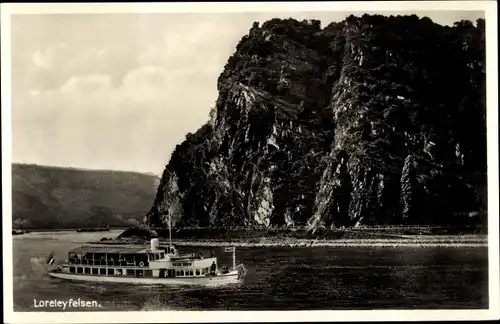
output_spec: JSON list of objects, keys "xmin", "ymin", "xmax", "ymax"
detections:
[{"xmin": 69, "ymin": 259, "xmax": 146, "ymax": 267}]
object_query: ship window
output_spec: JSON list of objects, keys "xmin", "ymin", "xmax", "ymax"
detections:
[
  {"xmin": 189, "ymin": 270, "xmax": 193, "ymax": 276},
  {"xmin": 69, "ymin": 267, "xmax": 75, "ymax": 273},
  {"xmin": 136, "ymin": 270, "xmax": 144, "ymax": 277},
  {"xmin": 180, "ymin": 270, "xmax": 184, "ymax": 276},
  {"xmin": 176, "ymin": 270, "xmax": 180, "ymax": 276},
  {"xmin": 196, "ymin": 269, "xmax": 200, "ymax": 276},
  {"xmin": 107, "ymin": 268, "xmax": 114, "ymax": 275},
  {"xmin": 145, "ymin": 270, "xmax": 153, "ymax": 277},
  {"xmin": 126, "ymin": 269, "xmax": 134, "ymax": 276},
  {"xmin": 84, "ymin": 268, "xmax": 90, "ymax": 274},
  {"xmin": 99, "ymin": 268, "xmax": 106, "ymax": 275},
  {"xmin": 92, "ymin": 268, "xmax": 99, "ymax": 275},
  {"xmin": 77, "ymin": 267, "xmax": 83, "ymax": 274},
  {"xmin": 160, "ymin": 253, "xmax": 164, "ymax": 259}
]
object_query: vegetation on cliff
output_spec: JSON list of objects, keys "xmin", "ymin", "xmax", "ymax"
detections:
[{"xmin": 145, "ymin": 14, "xmax": 486, "ymax": 230}]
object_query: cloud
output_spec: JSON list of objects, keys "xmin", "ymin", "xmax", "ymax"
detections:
[
  {"xmin": 32, "ymin": 43, "xmax": 71, "ymax": 69},
  {"xmin": 13, "ymin": 63, "xmax": 218, "ymax": 173},
  {"xmin": 33, "ymin": 43, "xmax": 110, "ymax": 71},
  {"xmin": 122, "ymin": 66, "xmax": 170, "ymax": 90},
  {"xmin": 30, "ymin": 43, "xmax": 138, "ymax": 90},
  {"xmin": 60, "ymin": 74, "xmax": 113, "ymax": 93},
  {"xmin": 14, "ymin": 18, "xmax": 247, "ymax": 173}
]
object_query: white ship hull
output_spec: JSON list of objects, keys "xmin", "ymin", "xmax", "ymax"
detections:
[{"xmin": 49, "ymin": 270, "xmax": 242, "ymax": 286}]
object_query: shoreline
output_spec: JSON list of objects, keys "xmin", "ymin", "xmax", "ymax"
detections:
[
  {"xmin": 90, "ymin": 236, "xmax": 488, "ymax": 248},
  {"xmin": 171, "ymin": 238, "xmax": 488, "ymax": 248},
  {"xmin": 173, "ymin": 242, "xmax": 488, "ymax": 248}
]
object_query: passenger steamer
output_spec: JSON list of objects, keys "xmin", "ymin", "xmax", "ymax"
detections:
[
  {"xmin": 49, "ymin": 221, "xmax": 247, "ymax": 286},
  {"xmin": 49, "ymin": 239, "xmax": 246, "ymax": 286}
]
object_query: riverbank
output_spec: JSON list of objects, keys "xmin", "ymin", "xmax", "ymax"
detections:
[
  {"xmin": 172, "ymin": 240, "xmax": 488, "ymax": 248},
  {"xmin": 92, "ymin": 234, "xmax": 488, "ymax": 248}
]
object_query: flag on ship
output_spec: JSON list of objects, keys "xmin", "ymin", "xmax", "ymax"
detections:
[{"xmin": 46, "ymin": 252, "xmax": 55, "ymax": 265}]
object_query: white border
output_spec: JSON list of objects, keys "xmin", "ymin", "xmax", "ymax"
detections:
[{"xmin": 2, "ymin": 1, "xmax": 499, "ymax": 323}]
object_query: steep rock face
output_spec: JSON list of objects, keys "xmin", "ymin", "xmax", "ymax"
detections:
[{"xmin": 145, "ymin": 15, "xmax": 486, "ymax": 229}]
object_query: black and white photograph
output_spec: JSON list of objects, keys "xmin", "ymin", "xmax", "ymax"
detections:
[{"xmin": 2, "ymin": 1, "xmax": 499, "ymax": 323}]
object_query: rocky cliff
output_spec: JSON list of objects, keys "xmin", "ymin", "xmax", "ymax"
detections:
[{"xmin": 145, "ymin": 15, "xmax": 487, "ymax": 229}]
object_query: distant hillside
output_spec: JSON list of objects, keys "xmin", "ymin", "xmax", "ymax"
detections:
[{"xmin": 12, "ymin": 163, "xmax": 160, "ymax": 229}]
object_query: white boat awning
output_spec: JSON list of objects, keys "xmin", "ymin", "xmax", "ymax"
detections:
[{"xmin": 68, "ymin": 245, "xmax": 148, "ymax": 254}]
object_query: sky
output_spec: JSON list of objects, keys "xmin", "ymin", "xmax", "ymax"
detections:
[{"xmin": 9, "ymin": 10, "xmax": 485, "ymax": 175}]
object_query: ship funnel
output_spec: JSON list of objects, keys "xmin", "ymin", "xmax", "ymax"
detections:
[{"xmin": 150, "ymin": 238, "xmax": 159, "ymax": 251}]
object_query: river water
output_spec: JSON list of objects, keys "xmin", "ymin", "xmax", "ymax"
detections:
[{"xmin": 12, "ymin": 230, "xmax": 488, "ymax": 311}]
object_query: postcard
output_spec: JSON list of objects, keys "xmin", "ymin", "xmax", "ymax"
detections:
[{"xmin": 2, "ymin": 1, "xmax": 498, "ymax": 323}]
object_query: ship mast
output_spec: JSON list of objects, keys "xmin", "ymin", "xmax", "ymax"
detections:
[
  {"xmin": 233, "ymin": 246, "xmax": 236, "ymax": 271},
  {"xmin": 162, "ymin": 187, "xmax": 173, "ymax": 251},
  {"xmin": 168, "ymin": 213, "xmax": 172, "ymax": 248}
]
